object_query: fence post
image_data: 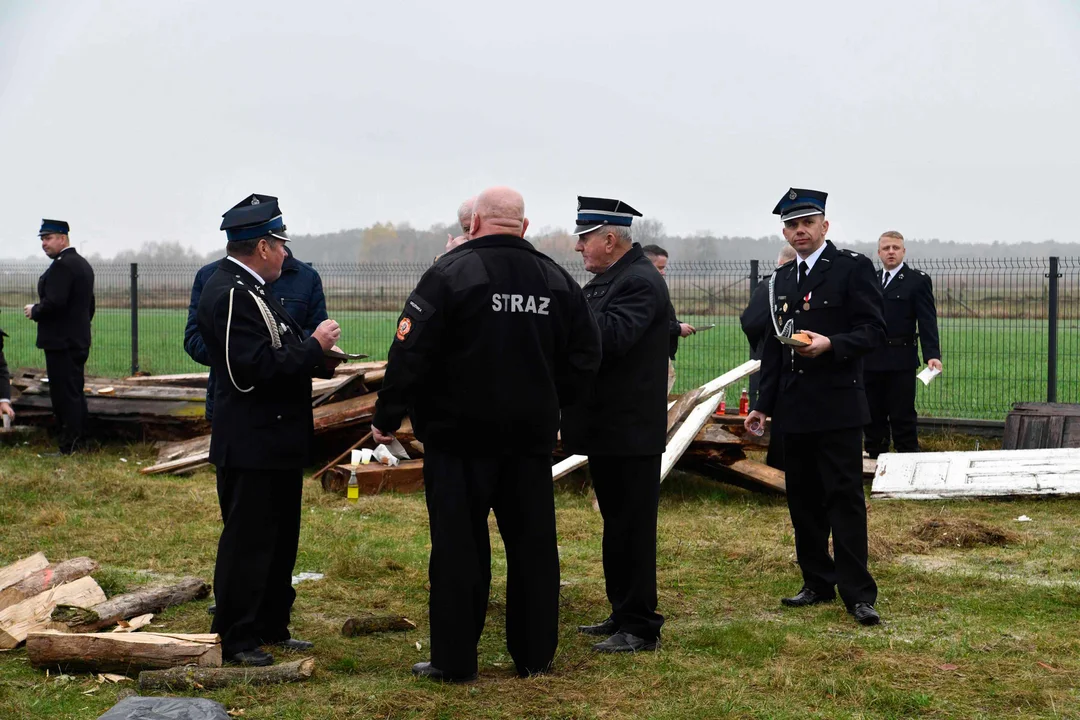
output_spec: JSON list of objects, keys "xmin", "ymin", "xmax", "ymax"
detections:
[
  {"xmin": 1047, "ymin": 256, "xmax": 1060, "ymax": 403},
  {"xmin": 130, "ymin": 262, "xmax": 139, "ymax": 376}
]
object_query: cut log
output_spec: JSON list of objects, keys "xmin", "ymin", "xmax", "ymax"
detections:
[
  {"xmin": 322, "ymin": 460, "xmax": 425, "ymax": 495},
  {"xmin": 138, "ymin": 656, "xmax": 313, "ymax": 691},
  {"xmin": 341, "ymin": 615, "xmax": 417, "ymax": 636},
  {"xmin": 26, "ymin": 630, "xmax": 221, "ymax": 673},
  {"xmin": 0, "ymin": 553, "xmax": 50, "ymax": 593},
  {"xmin": 0, "ymin": 557, "xmax": 98, "ymax": 611},
  {"xmin": 0, "ymin": 576, "xmax": 107, "ymax": 649},
  {"xmin": 51, "ymin": 577, "xmax": 210, "ymax": 633}
]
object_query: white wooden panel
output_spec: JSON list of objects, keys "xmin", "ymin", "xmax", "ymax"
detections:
[{"xmin": 872, "ymin": 448, "xmax": 1080, "ymax": 499}]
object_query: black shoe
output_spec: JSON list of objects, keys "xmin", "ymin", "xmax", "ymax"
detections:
[
  {"xmin": 852, "ymin": 602, "xmax": 881, "ymax": 626},
  {"xmin": 411, "ymin": 661, "xmax": 476, "ymax": 684},
  {"xmin": 781, "ymin": 587, "xmax": 836, "ymax": 607},
  {"xmin": 577, "ymin": 616, "xmax": 618, "ymax": 636},
  {"xmin": 592, "ymin": 632, "xmax": 659, "ymax": 653},
  {"xmin": 206, "ymin": 604, "xmax": 216, "ymax": 615},
  {"xmin": 272, "ymin": 638, "xmax": 314, "ymax": 651},
  {"xmin": 225, "ymin": 648, "xmax": 274, "ymax": 666}
]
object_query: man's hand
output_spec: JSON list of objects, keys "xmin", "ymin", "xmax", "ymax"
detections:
[
  {"xmin": 928, "ymin": 358, "xmax": 943, "ymax": 372},
  {"xmin": 372, "ymin": 425, "xmax": 395, "ymax": 445},
  {"xmin": 0, "ymin": 401, "xmax": 14, "ymax": 421},
  {"xmin": 679, "ymin": 322, "xmax": 696, "ymax": 337},
  {"xmin": 744, "ymin": 410, "xmax": 766, "ymax": 435},
  {"xmin": 324, "ymin": 345, "xmax": 344, "ymax": 371},
  {"xmin": 794, "ymin": 330, "xmax": 832, "ymax": 358},
  {"xmin": 445, "ymin": 234, "xmax": 466, "ymax": 252},
  {"xmin": 23, "ymin": 304, "xmax": 34, "ymax": 319},
  {"xmin": 312, "ymin": 319, "xmax": 341, "ymax": 351}
]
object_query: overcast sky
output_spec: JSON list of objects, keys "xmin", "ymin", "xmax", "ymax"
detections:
[{"xmin": 1, "ymin": 0, "xmax": 1078, "ymax": 258}]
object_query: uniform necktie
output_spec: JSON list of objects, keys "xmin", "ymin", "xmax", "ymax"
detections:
[
  {"xmin": 798, "ymin": 261, "xmax": 809, "ymax": 288},
  {"xmin": 882, "ymin": 270, "xmax": 890, "ymax": 287}
]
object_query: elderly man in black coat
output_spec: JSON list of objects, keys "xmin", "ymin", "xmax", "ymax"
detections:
[
  {"xmin": 24, "ymin": 219, "xmax": 95, "ymax": 454},
  {"xmin": 196, "ymin": 194, "xmax": 341, "ymax": 667},
  {"xmin": 562, "ymin": 197, "xmax": 671, "ymax": 654},
  {"xmin": 745, "ymin": 188, "xmax": 886, "ymax": 627}
]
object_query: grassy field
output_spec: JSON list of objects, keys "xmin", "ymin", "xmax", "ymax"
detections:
[
  {"xmin": 2, "ymin": 308, "xmax": 1077, "ymax": 419},
  {"xmin": 4, "ymin": 434, "xmax": 1080, "ymax": 719}
]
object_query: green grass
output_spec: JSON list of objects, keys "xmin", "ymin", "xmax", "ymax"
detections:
[
  {"xmin": 3, "ymin": 308, "xmax": 1077, "ymax": 419},
  {"xmin": 4, "ymin": 434, "xmax": 1080, "ymax": 718}
]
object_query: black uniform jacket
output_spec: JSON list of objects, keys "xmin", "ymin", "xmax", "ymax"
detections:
[
  {"xmin": 196, "ymin": 260, "xmax": 332, "ymax": 469},
  {"xmin": 561, "ymin": 244, "xmax": 671, "ymax": 457},
  {"xmin": 666, "ymin": 301, "xmax": 680, "ymax": 360},
  {"xmin": 864, "ymin": 265, "xmax": 941, "ymax": 372},
  {"xmin": 0, "ymin": 329, "xmax": 10, "ymax": 400},
  {"xmin": 372, "ymin": 234, "xmax": 601, "ymax": 456},
  {"xmin": 740, "ymin": 280, "xmax": 772, "ymax": 360},
  {"xmin": 31, "ymin": 247, "xmax": 95, "ymax": 351},
  {"xmin": 754, "ymin": 241, "xmax": 885, "ymax": 434}
]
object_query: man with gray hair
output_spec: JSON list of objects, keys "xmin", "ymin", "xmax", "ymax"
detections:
[
  {"xmin": 562, "ymin": 196, "xmax": 670, "ymax": 653},
  {"xmin": 444, "ymin": 196, "xmax": 476, "ymax": 253}
]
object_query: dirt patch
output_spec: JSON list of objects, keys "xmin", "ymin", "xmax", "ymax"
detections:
[{"xmin": 911, "ymin": 518, "xmax": 1019, "ymax": 549}]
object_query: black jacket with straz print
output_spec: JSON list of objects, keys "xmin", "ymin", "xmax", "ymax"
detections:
[{"xmin": 373, "ymin": 234, "xmax": 602, "ymax": 455}]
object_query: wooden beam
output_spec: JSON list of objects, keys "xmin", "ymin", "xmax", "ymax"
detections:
[
  {"xmin": 26, "ymin": 630, "xmax": 221, "ymax": 673},
  {"xmin": 0, "ymin": 553, "xmax": 50, "ymax": 593},
  {"xmin": 138, "ymin": 656, "xmax": 313, "ymax": 691}
]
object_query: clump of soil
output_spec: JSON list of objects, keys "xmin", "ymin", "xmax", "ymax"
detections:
[{"xmin": 911, "ymin": 518, "xmax": 1019, "ymax": 549}]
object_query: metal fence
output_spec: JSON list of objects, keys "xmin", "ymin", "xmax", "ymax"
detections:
[{"xmin": 1, "ymin": 256, "xmax": 1077, "ymax": 421}]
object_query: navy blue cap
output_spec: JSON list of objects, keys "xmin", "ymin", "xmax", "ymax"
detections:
[
  {"xmin": 573, "ymin": 196, "xmax": 643, "ymax": 236},
  {"xmin": 39, "ymin": 219, "xmax": 69, "ymax": 236},
  {"xmin": 773, "ymin": 188, "xmax": 827, "ymax": 222},
  {"xmin": 220, "ymin": 194, "xmax": 289, "ymax": 243}
]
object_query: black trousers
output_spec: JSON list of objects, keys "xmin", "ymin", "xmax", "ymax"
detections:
[
  {"xmin": 783, "ymin": 428, "xmax": 877, "ymax": 609},
  {"xmin": 864, "ymin": 369, "xmax": 919, "ymax": 456},
  {"xmin": 590, "ymin": 454, "xmax": 664, "ymax": 641},
  {"xmin": 211, "ymin": 467, "xmax": 302, "ymax": 656},
  {"xmin": 424, "ymin": 447, "xmax": 559, "ymax": 678},
  {"xmin": 44, "ymin": 348, "xmax": 89, "ymax": 453}
]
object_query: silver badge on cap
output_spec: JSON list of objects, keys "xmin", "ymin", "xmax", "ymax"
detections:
[
  {"xmin": 251, "ymin": 197, "xmax": 260, "ymax": 205},
  {"xmin": 789, "ymin": 190, "xmax": 797, "ymax": 200}
]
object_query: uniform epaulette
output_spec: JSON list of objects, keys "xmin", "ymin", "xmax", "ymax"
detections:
[
  {"xmin": 845, "ymin": 250, "xmax": 861, "ymax": 258},
  {"xmin": 917, "ymin": 270, "xmax": 927, "ymax": 276}
]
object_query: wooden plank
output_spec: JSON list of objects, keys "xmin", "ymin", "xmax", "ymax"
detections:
[
  {"xmin": 0, "ymin": 553, "xmax": 50, "ymax": 593},
  {"xmin": 693, "ymin": 423, "xmax": 769, "ymax": 447},
  {"xmin": 662, "ymin": 391, "xmax": 724, "ymax": 481},
  {"xmin": 26, "ymin": 630, "xmax": 221, "ymax": 673},
  {"xmin": 0, "ymin": 576, "xmax": 107, "ymax": 648},
  {"xmin": 720, "ymin": 457, "xmax": 786, "ymax": 493},
  {"xmin": 124, "ymin": 373, "xmax": 209, "ymax": 388},
  {"xmin": 155, "ymin": 434, "xmax": 212, "ymax": 463},
  {"xmin": 312, "ymin": 392, "xmax": 378, "ymax": 432},
  {"xmin": 552, "ymin": 455, "xmax": 589, "ymax": 481},
  {"xmin": 140, "ymin": 452, "xmax": 210, "ymax": 476},
  {"xmin": 312, "ymin": 373, "xmax": 366, "ymax": 408},
  {"xmin": 872, "ymin": 448, "xmax": 1080, "ymax": 499},
  {"xmin": 665, "ymin": 388, "xmax": 703, "ymax": 439}
]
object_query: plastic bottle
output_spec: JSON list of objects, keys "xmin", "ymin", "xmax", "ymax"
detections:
[
  {"xmin": 347, "ymin": 469, "xmax": 359, "ymax": 501},
  {"xmin": 718, "ymin": 393, "xmax": 726, "ymax": 415},
  {"xmin": 739, "ymin": 388, "xmax": 749, "ymax": 416}
]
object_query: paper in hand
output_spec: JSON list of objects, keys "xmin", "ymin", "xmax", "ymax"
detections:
[{"xmin": 916, "ymin": 365, "xmax": 941, "ymax": 386}]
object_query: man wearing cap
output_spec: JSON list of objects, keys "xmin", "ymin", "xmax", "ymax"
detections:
[
  {"xmin": 196, "ymin": 194, "xmax": 342, "ymax": 666},
  {"xmin": 642, "ymin": 244, "xmax": 695, "ymax": 393},
  {"xmin": 864, "ymin": 231, "xmax": 942, "ymax": 457},
  {"xmin": 184, "ymin": 246, "xmax": 329, "ymax": 422},
  {"xmin": 23, "ymin": 220, "xmax": 95, "ymax": 454},
  {"xmin": 371, "ymin": 186, "xmax": 601, "ymax": 682},
  {"xmin": 562, "ymin": 197, "xmax": 670, "ymax": 653},
  {"xmin": 744, "ymin": 189, "xmax": 886, "ymax": 626}
]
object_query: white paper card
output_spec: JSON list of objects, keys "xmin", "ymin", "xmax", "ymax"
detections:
[{"xmin": 916, "ymin": 366, "xmax": 941, "ymax": 386}]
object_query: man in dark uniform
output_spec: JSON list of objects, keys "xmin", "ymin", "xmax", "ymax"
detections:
[
  {"xmin": 739, "ymin": 245, "xmax": 797, "ymax": 470},
  {"xmin": 744, "ymin": 188, "xmax": 886, "ymax": 627},
  {"xmin": 562, "ymin": 197, "xmax": 670, "ymax": 653},
  {"xmin": 864, "ymin": 231, "xmax": 942, "ymax": 457},
  {"xmin": 642, "ymin": 244, "xmax": 695, "ymax": 393},
  {"xmin": 371, "ymin": 186, "xmax": 601, "ymax": 682},
  {"xmin": 0, "ymin": 326, "xmax": 12, "ymax": 424},
  {"xmin": 196, "ymin": 194, "xmax": 342, "ymax": 666},
  {"xmin": 185, "ymin": 247, "xmax": 328, "ymax": 420},
  {"xmin": 23, "ymin": 220, "xmax": 95, "ymax": 454}
]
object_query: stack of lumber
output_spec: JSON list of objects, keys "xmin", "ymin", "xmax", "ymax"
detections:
[
  {"xmin": 0, "ymin": 551, "xmax": 224, "ymax": 675},
  {"xmin": 141, "ymin": 361, "xmax": 388, "ymax": 475}
]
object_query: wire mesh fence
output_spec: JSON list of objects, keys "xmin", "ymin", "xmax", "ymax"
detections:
[{"xmin": 1, "ymin": 255, "xmax": 1077, "ymax": 421}]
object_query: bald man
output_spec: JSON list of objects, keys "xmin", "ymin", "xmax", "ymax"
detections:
[{"xmin": 373, "ymin": 186, "xmax": 601, "ymax": 682}]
